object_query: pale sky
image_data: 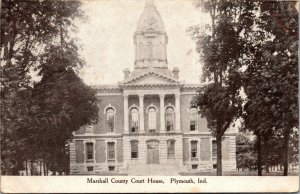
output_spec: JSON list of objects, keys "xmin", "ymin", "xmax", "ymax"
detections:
[{"xmin": 77, "ymin": 0, "xmax": 210, "ymax": 85}]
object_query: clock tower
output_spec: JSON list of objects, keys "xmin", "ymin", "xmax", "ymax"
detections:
[{"xmin": 134, "ymin": 0, "xmax": 168, "ymax": 69}]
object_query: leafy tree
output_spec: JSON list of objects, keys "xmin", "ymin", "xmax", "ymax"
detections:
[
  {"xmin": 236, "ymin": 130, "xmax": 256, "ymax": 171},
  {"xmin": 243, "ymin": 1, "xmax": 298, "ymax": 176},
  {"xmin": 1, "ymin": 0, "xmax": 98, "ymax": 174},
  {"xmin": 188, "ymin": 0, "xmax": 255, "ymax": 175}
]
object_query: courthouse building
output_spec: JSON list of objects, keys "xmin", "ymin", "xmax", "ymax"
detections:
[{"xmin": 70, "ymin": 0, "xmax": 237, "ymax": 175}]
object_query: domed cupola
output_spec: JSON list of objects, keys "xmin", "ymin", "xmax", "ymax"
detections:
[
  {"xmin": 136, "ymin": 0, "xmax": 165, "ymax": 32},
  {"xmin": 134, "ymin": 0, "xmax": 168, "ymax": 69}
]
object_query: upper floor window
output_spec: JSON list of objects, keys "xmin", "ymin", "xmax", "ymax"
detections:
[
  {"xmin": 131, "ymin": 140, "xmax": 139, "ymax": 159},
  {"xmin": 190, "ymin": 108, "xmax": 197, "ymax": 131},
  {"xmin": 106, "ymin": 108, "xmax": 115, "ymax": 133},
  {"xmin": 85, "ymin": 125, "xmax": 93, "ymax": 133},
  {"xmin": 165, "ymin": 107, "xmax": 175, "ymax": 132},
  {"xmin": 167, "ymin": 140, "xmax": 175, "ymax": 159},
  {"xmin": 130, "ymin": 108, "xmax": 139, "ymax": 133},
  {"xmin": 191, "ymin": 140, "xmax": 198, "ymax": 159},
  {"xmin": 212, "ymin": 140, "xmax": 217, "ymax": 158},
  {"xmin": 86, "ymin": 142, "xmax": 94, "ymax": 162},
  {"xmin": 107, "ymin": 142, "xmax": 115, "ymax": 161},
  {"xmin": 148, "ymin": 107, "xmax": 157, "ymax": 133}
]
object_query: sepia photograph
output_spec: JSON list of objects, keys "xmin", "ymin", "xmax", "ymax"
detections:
[{"xmin": 0, "ymin": 0, "xmax": 299, "ymax": 192}]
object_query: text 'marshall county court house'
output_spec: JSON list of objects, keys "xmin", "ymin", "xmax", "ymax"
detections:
[{"xmin": 70, "ymin": 0, "xmax": 237, "ymax": 175}]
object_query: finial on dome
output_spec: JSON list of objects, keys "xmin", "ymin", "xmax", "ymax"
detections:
[{"xmin": 145, "ymin": 0, "xmax": 155, "ymax": 8}]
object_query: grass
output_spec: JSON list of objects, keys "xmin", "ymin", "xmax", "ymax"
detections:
[{"xmin": 179, "ymin": 171, "xmax": 299, "ymax": 176}]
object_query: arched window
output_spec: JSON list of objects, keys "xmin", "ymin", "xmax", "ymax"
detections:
[
  {"xmin": 190, "ymin": 108, "xmax": 198, "ymax": 131},
  {"xmin": 165, "ymin": 107, "xmax": 175, "ymax": 132},
  {"xmin": 167, "ymin": 140, "xmax": 175, "ymax": 159},
  {"xmin": 131, "ymin": 140, "xmax": 139, "ymax": 159},
  {"xmin": 86, "ymin": 142, "xmax": 94, "ymax": 162},
  {"xmin": 148, "ymin": 107, "xmax": 157, "ymax": 133},
  {"xmin": 130, "ymin": 108, "xmax": 139, "ymax": 133},
  {"xmin": 106, "ymin": 108, "xmax": 115, "ymax": 133}
]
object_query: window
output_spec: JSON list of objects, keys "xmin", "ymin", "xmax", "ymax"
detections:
[
  {"xmin": 106, "ymin": 108, "xmax": 115, "ymax": 133},
  {"xmin": 86, "ymin": 142, "xmax": 94, "ymax": 162},
  {"xmin": 87, "ymin": 166, "xmax": 93, "ymax": 171},
  {"xmin": 130, "ymin": 108, "xmax": 139, "ymax": 133},
  {"xmin": 213, "ymin": 164, "xmax": 217, "ymax": 169},
  {"xmin": 107, "ymin": 142, "xmax": 115, "ymax": 161},
  {"xmin": 148, "ymin": 107, "xmax": 157, "ymax": 132},
  {"xmin": 190, "ymin": 108, "xmax": 197, "ymax": 131},
  {"xmin": 167, "ymin": 140, "xmax": 175, "ymax": 159},
  {"xmin": 165, "ymin": 107, "xmax": 174, "ymax": 132},
  {"xmin": 85, "ymin": 125, "xmax": 93, "ymax": 133},
  {"xmin": 131, "ymin": 141, "xmax": 139, "ymax": 159},
  {"xmin": 191, "ymin": 141, "xmax": 198, "ymax": 159},
  {"xmin": 192, "ymin": 165, "xmax": 198, "ymax": 169},
  {"xmin": 212, "ymin": 140, "xmax": 217, "ymax": 158},
  {"xmin": 108, "ymin": 166, "xmax": 115, "ymax": 171}
]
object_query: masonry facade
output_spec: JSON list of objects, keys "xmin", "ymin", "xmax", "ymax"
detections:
[{"xmin": 70, "ymin": 0, "xmax": 237, "ymax": 175}]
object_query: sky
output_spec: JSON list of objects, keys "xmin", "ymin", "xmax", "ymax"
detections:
[{"xmin": 77, "ymin": 0, "xmax": 210, "ymax": 85}]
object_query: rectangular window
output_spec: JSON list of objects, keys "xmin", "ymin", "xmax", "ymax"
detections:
[
  {"xmin": 87, "ymin": 166, "xmax": 94, "ymax": 171},
  {"xmin": 86, "ymin": 142, "xmax": 94, "ymax": 162},
  {"xmin": 167, "ymin": 141, "xmax": 175, "ymax": 159},
  {"xmin": 192, "ymin": 165, "xmax": 198, "ymax": 169},
  {"xmin": 107, "ymin": 142, "xmax": 115, "ymax": 160},
  {"xmin": 131, "ymin": 141, "xmax": 139, "ymax": 159},
  {"xmin": 108, "ymin": 166, "xmax": 115, "ymax": 171},
  {"xmin": 212, "ymin": 140, "xmax": 217, "ymax": 158},
  {"xmin": 191, "ymin": 141, "xmax": 198, "ymax": 159},
  {"xmin": 190, "ymin": 120, "xmax": 196, "ymax": 131}
]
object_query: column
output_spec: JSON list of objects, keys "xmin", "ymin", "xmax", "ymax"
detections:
[
  {"xmin": 159, "ymin": 94, "xmax": 165, "ymax": 132},
  {"xmin": 124, "ymin": 94, "xmax": 129, "ymax": 133},
  {"xmin": 175, "ymin": 93, "xmax": 181, "ymax": 132},
  {"xmin": 138, "ymin": 94, "xmax": 145, "ymax": 132}
]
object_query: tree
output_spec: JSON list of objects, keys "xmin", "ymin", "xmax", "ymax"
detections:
[
  {"xmin": 236, "ymin": 130, "xmax": 256, "ymax": 171},
  {"xmin": 1, "ymin": 0, "xmax": 98, "ymax": 174},
  {"xmin": 188, "ymin": 0, "xmax": 255, "ymax": 175},
  {"xmin": 243, "ymin": 1, "xmax": 298, "ymax": 176}
]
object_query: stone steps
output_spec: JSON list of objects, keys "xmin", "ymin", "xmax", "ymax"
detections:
[{"xmin": 127, "ymin": 164, "xmax": 179, "ymax": 175}]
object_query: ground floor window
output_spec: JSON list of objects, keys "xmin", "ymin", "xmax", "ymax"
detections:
[
  {"xmin": 191, "ymin": 140, "xmax": 198, "ymax": 159},
  {"xmin": 212, "ymin": 140, "xmax": 217, "ymax": 158},
  {"xmin": 107, "ymin": 142, "xmax": 115, "ymax": 161},
  {"xmin": 86, "ymin": 142, "xmax": 94, "ymax": 162},
  {"xmin": 167, "ymin": 140, "xmax": 175, "ymax": 159},
  {"xmin": 131, "ymin": 140, "xmax": 139, "ymax": 159}
]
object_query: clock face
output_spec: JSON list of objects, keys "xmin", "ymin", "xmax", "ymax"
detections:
[{"xmin": 145, "ymin": 16, "xmax": 157, "ymax": 29}]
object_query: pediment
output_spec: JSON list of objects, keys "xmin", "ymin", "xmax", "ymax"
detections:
[{"xmin": 122, "ymin": 72, "xmax": 180, "ymax": 86}]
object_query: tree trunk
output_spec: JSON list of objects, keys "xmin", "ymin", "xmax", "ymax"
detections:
[
  {"xmin": 216, "ymin": 135, "xmax": 222, "ymax": 176},
  {"xmin": 43, "ymin": 162, "xmax": 46, "ymax": 176},
  {"xmin": 30, "ymin": 161, "xmax": 33, "ymax": 176},
  {"xmin": 25, "ymin": 161, "xmax": 28, "ymax": 176},
  {"xmin": 283, "ymin": 128, "xmax": 290, "ymax": 176},
  {"xmin": 257, "ymin": 134, "xmax": 262, "ymax": 176}
]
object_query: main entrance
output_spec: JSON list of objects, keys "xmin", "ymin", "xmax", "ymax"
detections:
[{"xmin": 147, "ymin": 140, "xmax": 159, "ymax": 164}]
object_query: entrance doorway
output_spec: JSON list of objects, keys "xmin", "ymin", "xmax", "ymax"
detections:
[{"xmin": 147, "ymin": 141, "xmax": 159, "ymax": 164}]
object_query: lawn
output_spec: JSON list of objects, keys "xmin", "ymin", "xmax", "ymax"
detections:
[{"xmin": 179, "ymin": 171, "xmax": 299, "ymax": 176}]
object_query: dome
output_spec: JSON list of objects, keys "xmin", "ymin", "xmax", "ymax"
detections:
[{"xmin": 136, "ymin": 0, "xmax": 165, "ymax": 32}]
